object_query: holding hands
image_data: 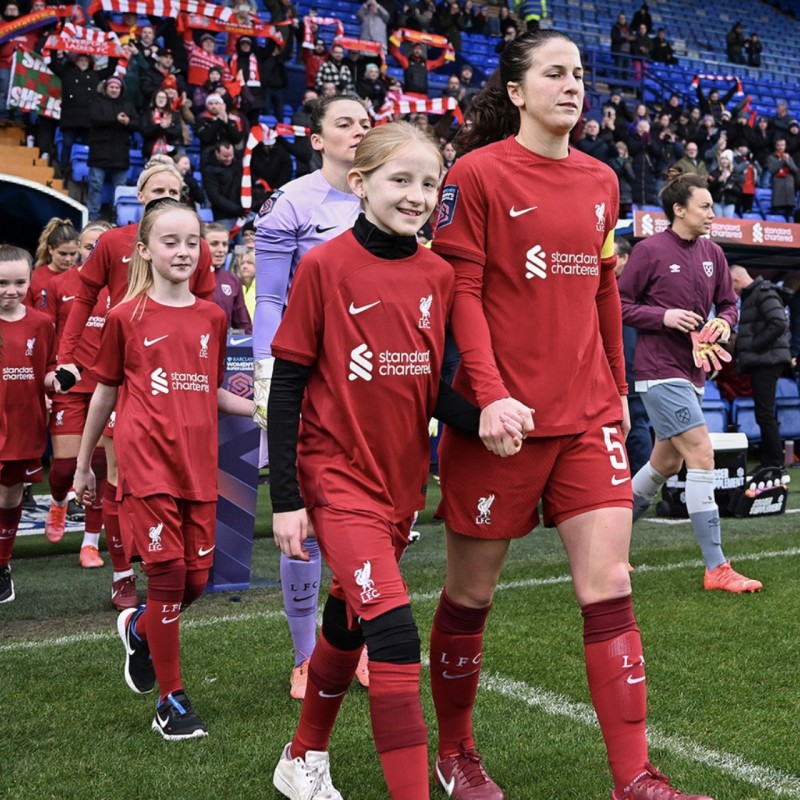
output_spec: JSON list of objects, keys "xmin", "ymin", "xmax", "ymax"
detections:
[{"xmin": 480, "ymin": 397, "xmax": 535, "ymax": 457}]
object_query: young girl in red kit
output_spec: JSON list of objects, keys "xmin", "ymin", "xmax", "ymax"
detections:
[
  {"xmin": 0, "ymin": 244, "xmax": 57, "ymax": 603},
  {"xmin": 267, "ymin": 122, "xmax": 525, "ymax": 800},
  {"xmin": 74, "ymin": 199, "xmax": 253, "ymax": 739}
]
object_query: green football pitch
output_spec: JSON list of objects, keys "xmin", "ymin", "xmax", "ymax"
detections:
[{"xmin": 2, "ymin": 477, "xmax": 800, "ymax": 799}]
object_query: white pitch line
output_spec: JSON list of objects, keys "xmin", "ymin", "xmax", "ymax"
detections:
[
  {"xmin": 650, "ymin": 508, "xmax": 800, "ymax": 524},
  {"xmin": 480, "ymin": 671, "xmax": 800, "ymax": 797}
]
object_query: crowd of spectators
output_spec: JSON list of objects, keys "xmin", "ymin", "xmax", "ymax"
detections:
[
  {"xmin": 0, "ymin": 0, "xmax": 523, "ymax": 223},
  {"xmin": 575, "ymin": 84, "xmax": 800, "ymax": 222}
]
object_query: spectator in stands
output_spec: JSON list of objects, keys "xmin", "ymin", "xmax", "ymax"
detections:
[
  {"xmin": 675, "ymin": 140, "xmax": 708, "ymax": 178},
  {"xmin": 345, "ymin": 48, "xmax": 369, "ymax": 89},
  {"xmin": 703, "ymin": 130, "xmax": 729, "ymax": 172},
  {"xmin": 314, "ymin": 43, "xmax": 355, "ymax": 96},
  {"xmin": 280, "ymin": 89, "xmax": 319, "ymax": 178},
  {"xmin": 575, "ymin": 118, "xmax": 615, "ymax": 164},
  {"xmin": 730, "ymin": 265, "xmax": 792, "ymax": 470},
  {"xmin": 192, "ymin": 65, "xmax": 225, "ymax": 116},
  {"xmin": 628, "ymin": 119, "xmax": 660, "ymax": 205},
  {"xmin": 745, "ymin": 32, "xmax": 762, "ymax": 68},
  {"xmin": 747, "ymin": 116, "xmax": 772, "ymax": 175},
  {"xmin": 302, "ymin": 38, "xmax": 328, "ymax": 90},
  {"xmin": 650, "ymin": 28, "xmax": 677, "ymax": 65},
  {"xmin": 250, "ymin": 129, "xmax": 294, "ymax": 204},
  {"xmin": 695, "ymin": 81, "xmax": 737, "ymax": 124},
  {"xmin": 610, "ymin": 13, "xmax": 632, "ymax": 79},
  {"xmin": 435, "ymin": 0, "xmax": 467, "ymax": 51},
  {"xmin": 786, "ymin": 119, "xmax": 800, "ymax": 162},
  {"xmin": 767, "ymin": 138, "xmax": 798, "ymax": 220},
  {"xmin": 458, "ymin": 63, "xmax": 481, "ymax": 111},
  {"xmin": 494, "ymin": 24, "xmax": 517, "ymax": 55},
  {"xmin": 357, "ymin": 62, "xmax": 387, "ymax": 111},
  {"xmin": 50, "ymin": 52, "xmax": 117, "ymax": 180},
  {"xmin": 631, "ymin": 2, "xmax": 652, "ymax": 33},
  {"xmin": 733, "ymin": 144, "xmax": 761, "ymax": 217},
  {"xmin": 664, "ymin": 92, "xmax": 684, "ymax": 124},
  {"xmin": 231, "ymin": 247, "xmax": 256, "ymax": 322},
  {"xmin": 605, "ymin": 87, "xmax": 632, "ymax": 140},
  {"xmin": 467, "ymin": 3, "xmax": 490, "ymax": 36},
  {"xmin": 201, "ymin": 141, "xmax": 244, "ymax": 228},
  {"xmin": 726, "ymin": 21, "xmax": 746, "ymax": 64},
  {"xmin": 230, "ymin": 36, "xmax": 267, "ymax": 125},
  {"xmin": 708, "ymin": 149, "xmax": 741, "ymax": 218},
  {"xmin": 769, "ymin": 99, "xmax": 793, "ymax": 142},
  {"xmin": 174, "ymin": 152, "xmax": 205, "ymax": 206},
  {"xmin": 141, "ymin": 88, "xmax": 182, "ymax": 158},
  {"xmin": 674, "ymin": 109, "xmax": 691, "ymax": 143},
  {"xmin": 196, "ymin": 93, "xmax": 243, "ymax": 167},
  {"xmin": 514, "ymin": 0, "xmax": 546, "ymax": 32},
  {"xmin": 727, "ymin": 109, "xmax": 750, "ymax": 150},
  {"xmin": 398, "ymin": 0, "xmax": 437, "ymax": 33},
  {"xmin": 441, "ymin": 138, "xmax": 457, "ymax": 170},
  {"xmin": 389, "ymin": 39, "xmax": 448, "ymax": 96},
  {"xmin": 86, "ymin": 77, "xmax": 140, "ymax": 221},
  {"xmin": 358, "ymin": 0, "xmax": 391, "ymax": 48},
  {"xmin": 599, "ymin": 104, "xmax": 622, "ymax": 143},
  {"xmin": 695, "ymin": 114, "xmax": 721, "ymax": 162},
  {"xmin": 141, "ymin": 47, "xmax": 187, "ymax": 105},
  {"xmin": 260, "ymin": 27, "xmax": 295, "ymax": 119},
  {"xmin": 610, "ymin": 140, "xmax": 636, "ymax": 217},
  {"xmin": 631, "ymin": 22, "xmax": 652, "ymax": 64},
  {"xmin": 652, "ymin": 114, "xmax": 683, "ymax": 187},
  {"xmin": 496, "ymin": 5, "xmax": 518, "ymax": 37}
]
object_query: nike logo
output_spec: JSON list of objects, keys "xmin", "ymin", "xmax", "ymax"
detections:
[
  {"xmin": 144, "ymin": 335, "xmax": 168, "ymax": 347},
  {"xmin": 0, "ymin": 534, "xmax": 15, "ymax": 540},
  {"xmin": 293, "ymin": 594, "xmax": 314, "ymax": 602},
  {"xmin": 61, "ymin": 295, "xmax": 75, "ymax": 301},
  {"xmin": 198, "ymin": 545, "xmax": 215, "ymax": 557},
  {"xmin": 442, "ymin": 670, "xmax": 479, "ymax": 680},
  {"xmin": 25, "ymin": 467, "xmax": 42, "ymax": 476},
  {"xmin": 162, "ymin": 615, "xmax": 180, "ymax": 624},
  {"xmin": 122, "ymin": 256, "xmax": 132, "ymax": 263},
  {"xmin": 229, "ymin": 336, "xmax": 251, "ymax": 345},
  {"xmin": 436, "ymin": 765, "xmax": 456, "ymax": 797},
  {"xmin": 318, "ymin": 689, "xmax": 347, "ymax": 698},
  {"xmin": 626, "ymin": 675, "xmax": 646, "ymax": 685},
  {"xmin": 348, "ymin": 300, "xmax": 381, "ymax": 315},
  {"xmin": 509, "ymin": 205, "xmax": 538, "ymax": 217},
  {"xmin": 155, "ymin": 711, "xmax": 170, "ymax": 728},
  {"xmin": 611, "ymin": 475, "xmax": 631, "ymax": 485},
  {"xmin": 315, "ymin": 224, "xmax": 337, "ymax": 233}
]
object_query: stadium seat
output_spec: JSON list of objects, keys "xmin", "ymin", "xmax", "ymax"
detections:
[
  {"xmin": 116, "ymin": 201, "xmax": 142, "ymax": 227},
  {"xmin": 70, "ymin": 144, "xmax": 90, "ymax": 183},
  {"xmin": 198, "ymin": 208, "xmax": 215, "ymax": 222},
  {"xmin": 732, "ymin": 398, "xmax": 760, "ymax": 444}
]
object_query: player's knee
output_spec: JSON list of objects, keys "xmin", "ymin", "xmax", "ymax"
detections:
[
  {"xmin": 361, "ymin": 605, "xmax": 420, "ymax": 664},
  {"xmin": 143, "ymin": 558, "xmax": 187, "ymax": 592},
  {"xmin": 321, "ymin": 594, "xmax": 364, "ymax": 651}
]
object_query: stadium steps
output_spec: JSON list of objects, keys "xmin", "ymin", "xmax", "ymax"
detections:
[{"xmin": 0, "ymin": 145, "xmax": 68, "ymax": 195}]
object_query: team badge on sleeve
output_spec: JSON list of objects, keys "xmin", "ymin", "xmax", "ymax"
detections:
[
  {"xmin": 436, "ymin": 185, "xmax": 459, "ymax": 230},
  {"xmin": 257, "ymin": 189, "xmax": 284, "ymax": 218}
]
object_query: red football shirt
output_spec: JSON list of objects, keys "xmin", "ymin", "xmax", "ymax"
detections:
[
  {"xmin": 26, "ymin": 264, "xmax": 65, "ymax": 311},
  {"xmin": 271, "ymin": 231, "xmax": 455, "ymax": 522},
  {"xmin": 59, "ymin": 223, "xmax": 217, "ymax": 366},
  {"xmin": 432, "ymin": 137, "xmax": 626, "ymax": 436},
  {"xmin": 45, "ymin": 268, "xmax": 110, "ymax": 394},
  {"xmin": 90, "ymin": 297, "xmax": 228, "ymax": 501},
  {"xmin": 0, "ymin": 308, "xmax": 57, "ymax": 460}
]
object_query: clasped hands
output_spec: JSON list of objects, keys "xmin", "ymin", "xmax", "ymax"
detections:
[{"xmin": 479, "ymin": 397, "xmax": 535, "ymax": 457}]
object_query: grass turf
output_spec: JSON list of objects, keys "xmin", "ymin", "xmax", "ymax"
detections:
[{"xmin": 2, "ymin": 477, "xmax": 800, "ymax": 799}]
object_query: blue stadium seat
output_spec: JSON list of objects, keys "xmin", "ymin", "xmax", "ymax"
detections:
[
  {"xmin": 732, "ymin": 398, "xmax": 760, "ymax": 444},
  {"xmin": 70, "ymin": 144, "xmax": 90, "ymax": 183},
  {"xmin": 198, "ymin": 208, "xmax": 215, "ymax": 223}
]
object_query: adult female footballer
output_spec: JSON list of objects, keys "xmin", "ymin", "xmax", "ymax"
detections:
[
  {"xmin": 428, "ymin": 30, "xmax": 714, "ymax": 800},
  {"xmin": 252, "ymin": 94, "xmax": 372, "ymax": 700}
]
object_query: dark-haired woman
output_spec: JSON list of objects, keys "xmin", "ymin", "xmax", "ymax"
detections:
[
  {"xmin": 429, "ymin": 30, "xmax": 714, "ymax": 800},
  {"xmin": 141, "ymin": 89, "xmax": 182, "ymax": 158},
  {"xmin": 618, "ymin": 171, "xmax": 761, "ymax": 596}
]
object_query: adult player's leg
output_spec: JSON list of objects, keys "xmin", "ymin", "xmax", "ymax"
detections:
[{"xmin": 430, "ymin": 530, "xmax": 509, "ymax": 800}]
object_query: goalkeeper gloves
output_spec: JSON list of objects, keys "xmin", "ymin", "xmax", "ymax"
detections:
[
  {"xmin": 697, "ymin": 317, "xmax": 731, "ymax": 344},
  {"xmin": 252, "ymin": 357, "xmax": 274, "ymax": 431},
  {"xmin": 691, "ymin": 331, "xmax": 732, "ymax": 373}
]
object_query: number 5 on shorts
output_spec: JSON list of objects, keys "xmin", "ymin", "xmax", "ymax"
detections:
[{"xmin": 602, "ymin": 426, "xmax": 628, "ymax": 470}]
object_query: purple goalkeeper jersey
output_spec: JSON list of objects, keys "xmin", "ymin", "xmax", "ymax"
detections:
[
  {"xmin": 618, "ymin": 227, "xmax": 738, "ymax": 388},
  {"xmin": 252, "ymin": 169, "xmax": 361, "ymax": 360}
]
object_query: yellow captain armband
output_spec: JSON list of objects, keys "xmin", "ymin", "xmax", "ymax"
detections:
[{"xmin": 600, "ymin": 229, "xmax": 616, "ymax": 260}]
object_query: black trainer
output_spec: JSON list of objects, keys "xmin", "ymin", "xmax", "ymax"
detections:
[
  {"xmin": 0, "ymin": 565, "xmax": 15, "ymax": 603},
  {"xmin": 151, "ymin": 691, "xmax": 208, "ymax": 741},
  {"xmin": 117, "ymin": 606, "xmax": 155, "ymax": 694},
  {"xmin": 21, "ymin": 485, "xmax": 36, "ymax": 511},
  {"xmin": 66, "ymin": 498, "xmax": 85, "ymax": 522}
]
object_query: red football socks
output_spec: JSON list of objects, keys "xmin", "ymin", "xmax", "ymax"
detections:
[
  {"xmin": 48, "ymin": 457, "xmax": 76, "ymax": 503},
  {"xmin": 430, "ymin": 590, "xmax": 491, "ymax": 757},
  {"xmin": 582, "ymin": 595, "xmax": 649, "ymax": 789},
  {"xmin": 292, "ymin": 634, "xmax": 361, "ymax": 759},
  {"xmin": 0, "ymin": 503, "xmax": 22, "ymax": 565},
  {"xmin": 369, "ymin": 660, "xmax": 428, "ymax": 800},
  {"xmin": 102, "ymin": 482, "xmax": 129, "ymax": 572}
]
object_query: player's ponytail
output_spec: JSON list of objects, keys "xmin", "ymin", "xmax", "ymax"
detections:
[
  {"xmin": 456, "ymin": 29, "xmax": 576, "ymax": 155},
  {"xmin": 34, "ymin": 217, "xmax": 79, "ymax": 267}
]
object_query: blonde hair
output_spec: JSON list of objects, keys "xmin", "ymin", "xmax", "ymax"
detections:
[
  {"xmin": 79, "ymin": 220, "xmax": 114, "ymax": 246},
  {"xmin": 123, "ymin": 199, "xmax": 201, "ymax": 313},
  {"xmin": 351, "ymin": 121, "xmax": 443, "ymax": 178},
  {"xmin": 35, "ymin": 217, "xmax": 79, "ymax": 266},
  {"xmin": 136, "ymin": 154, "xmax": 182, "ymax": 194},
  {"xmin": 230, "ymin": 249, "xmax": 255, "ymax": 280}
]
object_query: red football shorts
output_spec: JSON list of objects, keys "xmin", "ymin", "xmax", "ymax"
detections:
[
  {"xmin": 437, "ymin": 422, "xmax": 634, "ymax": 539},
  {"xmin": 49, "ymin": 392, "xmax": 91, "ymax": 436},
  {"xmin": 310, "ymin": 506, "xmax": 414, "ymax": 626},
  {"xmin": 0, "ymin": 459, "xmax": 43, "ymax": 486},
  {"xmin": 120, "ymin": 494, "xmax": 217, "ymax": 568}
]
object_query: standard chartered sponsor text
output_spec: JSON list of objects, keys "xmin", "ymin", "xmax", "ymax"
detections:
[
  {"xmin": 171, "ymin": 372, "xmax": 210, "ymax": 392},
  {"xmin": 378, "ymin": 350, "xmax": 431, "ymax": 376}
]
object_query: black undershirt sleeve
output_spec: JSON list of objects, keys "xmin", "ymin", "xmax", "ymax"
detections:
[
  {"xmin": 433, "ymin": 379, "xmax": 481, "ymax": 433},
  {"xmin": 267, "ymin": 357, "xmax": 311, "ymax": 513}
]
